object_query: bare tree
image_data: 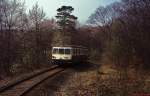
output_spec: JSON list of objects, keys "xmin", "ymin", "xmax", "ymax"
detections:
[
  {"xmin": 0, "ymin": 0, "xmax": 27, "ymax": 76},
  {"xmin": 29, "ymin": 2, "xmax": 46, "ymax": 67}
]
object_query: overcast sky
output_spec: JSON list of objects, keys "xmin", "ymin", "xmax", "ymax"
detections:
[{"xmin": 24, "ymin": 0, "xmax": 119, "ymax": 24}]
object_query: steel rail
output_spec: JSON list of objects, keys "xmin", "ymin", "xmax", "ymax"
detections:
[
  {"xmin": 0, "ymin": 66, "xmax": 58, "ymax": 96},
  {"xmin": 20, "ymin": 68, "xmax": 64, "ymax": 96}
]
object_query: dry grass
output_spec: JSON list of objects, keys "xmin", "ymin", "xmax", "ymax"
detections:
[{"xmin": 55, "ymin": 60, "xmax": 150, "ymax": 96}]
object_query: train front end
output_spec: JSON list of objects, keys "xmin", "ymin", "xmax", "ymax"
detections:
[{"xmin": 51, "ymin": 47, "xmax": 72, "ymax": 64}]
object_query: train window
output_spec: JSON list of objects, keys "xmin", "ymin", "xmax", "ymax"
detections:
[
  {"xmin": 73, "ymin": 48, "xmax": 75, "ymax": 55},
  {"xmin": 79, "ymin": 49, "xmax": 80, "ymax": 55},
  {"xmin": 82, "ymin": 49, "xmax": 85, "ymax": 55},
  {"xmin": 79, "ymin": 49, "xmax": 81, "ymax": 55},
  {"xmin": 76, "ymin": 48, "xmax": 78, "ymax": 55},
  {"xmin": 65, "ymin": 49, "xmax": 71, "ymax": 54},
  {"xmin": 78, "ymin": 48, "xmax": 80, "ymax": 55},
  {"xmin": 59, "ymin": 49, "xmax": 64, "ymax": 54},
  {"xmin": 81, "ymin": 49, "xmax": 83, "ymax": 55},
  {"xmin": 52, "ymin": 48, "xmax": 58, "ymax": 54},
  {"xmin": 75, "ymin": 48, "xmax": 77, "ymax": 55}
]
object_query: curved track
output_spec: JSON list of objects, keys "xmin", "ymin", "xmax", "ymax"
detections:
[{"xmin": 0, "ymin": 66, "xmax": 65, "ymax": 96}]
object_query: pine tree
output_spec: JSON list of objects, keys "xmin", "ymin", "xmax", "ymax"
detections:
[{"xmin": 55, "ymin": 6, "xmax": 77, "ymax": 32}]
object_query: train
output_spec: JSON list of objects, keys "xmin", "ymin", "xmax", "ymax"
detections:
[{"xmin": 51, "ymin": 45, "xmax": 89, "ymax": 64}]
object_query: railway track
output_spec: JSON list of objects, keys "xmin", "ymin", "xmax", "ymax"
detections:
[{"xmin": 0, "ymin": 65, "xmax": 65, "ymax": 96}]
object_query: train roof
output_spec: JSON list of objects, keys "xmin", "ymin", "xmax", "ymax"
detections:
[{"xmin": 52, "ymin": 45, "xmax": 88, "ymax": 49}]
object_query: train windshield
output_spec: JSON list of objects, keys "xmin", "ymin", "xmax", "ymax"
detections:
[
  {"xmin": 52, "ymin": 48, "xmax": 58, "ymax": 54},
  {"xmin": 65, "ymin": 49, "xmax": 71, "ymax": 54},
  {"xmin": 53, "ymin": 48, "xmax": 71, "ymax": 54},
  {"xmin": 59, "ymin": 49, "xmax": 64, "ymax": 54}
]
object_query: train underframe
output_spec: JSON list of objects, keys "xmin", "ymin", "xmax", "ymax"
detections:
[{"xmin": 52, "ymin": 55, "xmax": 88, "ymax": 65}]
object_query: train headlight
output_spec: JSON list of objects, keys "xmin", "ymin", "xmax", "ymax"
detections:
[
  {"xmin": 64, "ymin": 57, "xmax": 68, "ymax": 59},
  {"xmin": 64, "ymin": 57, "xmax": 71, "ymax": 60},
  {"xmin": 52, "ymin": 56, "xmax": 56, "ymax": 59}
]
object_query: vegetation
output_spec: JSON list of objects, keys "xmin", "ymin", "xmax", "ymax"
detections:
[
  {"xmin": 87, "ymin": 0, "xmax": 150, "ymax": 70},
  {"xmin": 53, "ymin": 6, "xmax": 78, "ymax": 46},
  {"xmin": 0, "ymin": 0, "xmax": 150, "ymax": 95},
  {"xmin": 85, "ymin": 0, "xmax": 150, "ymax": 95},
  {"xmin": 55, "ymin": 6, "xmax": 77, "ymax": 32},
  {"xmin": 0, "ymin": 0, "xmax": 54, "ymax": 77}
]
